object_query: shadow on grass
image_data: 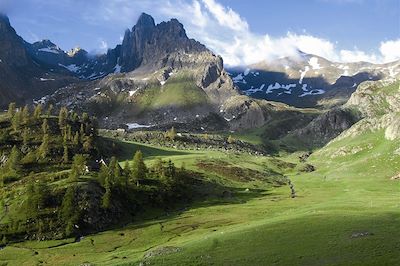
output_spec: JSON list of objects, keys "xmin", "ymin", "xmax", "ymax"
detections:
[{"xmin": 98, "ymin": 137, "xmax": 193, "ymax": 161}]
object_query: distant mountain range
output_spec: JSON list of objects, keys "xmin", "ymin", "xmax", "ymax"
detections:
[
  {"xmin": 228, "ymin": 52, "xmax": 400, "ymax": 108},
  {"xmin": 0, "ymin": 12, "xmax": 399, "ymax": 131}
]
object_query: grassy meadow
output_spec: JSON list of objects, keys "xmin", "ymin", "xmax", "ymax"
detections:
[{"xmin": 1, "ymin": 127, "xmax": 399, "ymax": 265}]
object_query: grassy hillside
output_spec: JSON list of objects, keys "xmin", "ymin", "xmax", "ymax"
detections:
[{"xmin": 1, "ymin": 126, "xmax": 399, "ymax": 265}]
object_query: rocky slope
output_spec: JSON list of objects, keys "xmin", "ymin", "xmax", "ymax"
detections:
[
  {"xmin": 228, "ymin": 52, "xmax": 400, "ymax": 108},
  {"xmin": 0, "ymin": 14, "xmax": 76, "ymax": 108},
  {"xmin": 340, "ymin": 80, "xmax": 400, "ymax": 141},
  {"xmin": 42, "ymin": 13, "xmax": 270, "ymax": 131}
]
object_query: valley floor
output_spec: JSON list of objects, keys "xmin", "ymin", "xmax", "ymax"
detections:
[{"xmin": 1, "ymin": 131, "xmax": 400, "ymax": 266}]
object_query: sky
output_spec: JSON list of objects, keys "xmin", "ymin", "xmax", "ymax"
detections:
[{"xmin": 1, "ymin": 0, "xmax": 399, "ymax": 66}]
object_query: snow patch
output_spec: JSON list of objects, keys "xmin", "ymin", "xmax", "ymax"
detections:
[
  {"xmin": 245, "ymin": 84, "xmax": 265, "ymax": 95},
  {"xmin": 266, "ymin": 83, "xmax": 296, "ymax": 94},
  {"xmin": 114, "ymin": 64, "xmax": 121, "ymax": 74},
  {"xmin": 38, "ymin": 48, "xmax": 60, "ymax": 54},
  {"xmin": 299, "ymin": 66, "xmax": 310, "ymax": 84},
  {"xmin": 126, "ymin": 123, "xmax": 152, "ymax": 130},
  {"xmin": 299, "ymin": 89, "xmax": 325, "ymax": 97},
  {"xmin": 40, "ymin": 78, "xmax": 55, "ymax": 81},
  {"xmin": 129, "ymin": 89, "xmax": 138, "ymax": 97},
  {"xmin": 309, "ymin": 57, "xmax": 321, "ymax": 70},
  {"xmin": 59, "ymin": 63, "xmax": 80, "ymax": 73},
  {"xmin": 232, "ymin": 73, "xmax": 247, "ymax": 84}
]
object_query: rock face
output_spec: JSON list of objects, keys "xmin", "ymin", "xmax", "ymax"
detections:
[
  {"xmin": 43, "ymin": 13, "xmax": 270, "ymax": 130},
  {"xmin": 120, "ymin": 13, "xmax": 206, "ymax": 72},
  {"xmin": 292, "ymin": 108, "xmax": 359, "ymax": 147},
  {"xmin": 328, "ymin": 80, "xmax": 400, "ymax": 143},
  {"xmin": 0, "ymin": 14, "xmax": 74, "ymax": 107}
]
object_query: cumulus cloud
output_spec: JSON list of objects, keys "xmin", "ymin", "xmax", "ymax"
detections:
[
  {"xmin": 151, "ymin": 0, "xmax": 399, "ymax": 65},
  {"xmin": 380, "ymin": 39, "xmax": 400, "ymax": 63},
  {"xmin": 30, "ymin": 0, "xmax": 398, "ymax": 66}
]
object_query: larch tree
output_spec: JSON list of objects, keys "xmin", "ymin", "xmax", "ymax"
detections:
[{"xmin": 131, "ymin": 150, "xmax": 147, "ymax": 185}]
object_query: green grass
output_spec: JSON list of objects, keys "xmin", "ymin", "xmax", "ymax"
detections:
[
  {"xmin": 1, "ymin": 130, "xmax": 399, "ymax": 265},
  {"xmin": 136, "ymin": 73, "xmax": 210, "ymax": 112}
]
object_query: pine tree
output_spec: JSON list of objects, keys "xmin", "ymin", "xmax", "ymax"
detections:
[
  {"xmin": 123, "ymin": 160, "xmax": 131, "ymax": 177},
  {"xmin": 102, "ymin": 175, "xmax": 112, "ymax": 209},
  {"xmin": 131, "ymin": 151, "xmax": 147, "ymax": 184},
  {"xmin": 62, "ymin": 145, "xmax": 69, "ymax": 164},
  {"xmin": 58, "ymin": 107, "xmax": 68, "ymax": 129},
  {"xmin": 108, "ymin": 157, "xmax": 118, "ymax": 185},
  {"xmin": 46, "ymin": 104, "xmax": 53, "ymax": 117},
  {"xmin": 22, "ymin": 105, "xmax": 30, "ymax": 124},
  {"xmin": 7, "ymin": 102, "xmax": 16, "ymax": 117},
  {"xmin": 33, "ymin": 104, "xmax": 43, "ymax": 120},
  {"xmin": 73, "ymin": 132, "xmax": 80, "ymax": 146},
  {"xmin": 6, "ymin": 146, "xmax": 21, "ymax": 174},
  {"xmin": 38, "ymin": 134, "xmax": 50, "ymax": 160},
  {"xmin": 60, "ymin": 185, "xmax": 79, "ymax": 236},
  {"xmin": 66, "ymin": 125, "xmax": 72, "ymax": 141},
  {"xmin": 166, "ymin": 127, "xmax": 177, "ymax": 140},
  {"xmin": 22, "ymin": 128, "xmax": 30, "ymax": 146},
  {"xmin": 11, "ymin": 110, "xmax": 22, "ymax": 132},
  {"xmin": 153, "ymin": 158, "xmax": 165, "ymax": 177},
  {"xmin": 69, "ymin": 154, "xmax": 86, "ymax": 181},
  {"xmin": 82, "ymin": 136, "xmax": 93, "ymax": 153},
  {"xmin": 42, "ymin": 119, "xmax": 49, "ymax": 135},
  {"xmin": 35, "ymin": 179, "xmax": 49, "ymax": 210},
  {"xmin": 98, "ymin": 164, "xmax": 109, "ymax": 186},
  {"xmin": 25, "ymin": 180, "xmax": 38, "ymax": 219}
]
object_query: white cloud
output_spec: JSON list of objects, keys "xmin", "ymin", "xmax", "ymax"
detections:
[
  {"xmin": 201, "ymin": 0, "xmax": 248, "ymax": 32},
  {"xmin": 380, "ymin": 39, "xmax": 400, "ymax": 63},
  {"xmin": 97, "ymin": 39, "xmax": 108, "ymax": 53},
  {"xmin": 154, "ymin": 0, "xmax": 398, "ymax": 65},
  {"xmin": 70, "ymin": 0, "xmax": 400, "ymax": 66}
]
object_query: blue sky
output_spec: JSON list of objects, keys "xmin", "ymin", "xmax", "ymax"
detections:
[{"xmin": 1, "ymin": 0, "xmax": 399, "ymax": 65}]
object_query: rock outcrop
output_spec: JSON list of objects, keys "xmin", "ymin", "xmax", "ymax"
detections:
[
  {"xmin": 0, "ymin": 14, "xmax": 74, "ymax": 107},
  {"xmin": 292, "ymin": 108, "xmax": 359, "ymax": 147}
]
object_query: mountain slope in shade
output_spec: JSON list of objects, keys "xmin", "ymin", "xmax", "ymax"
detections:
[
  {"xmin": 0, "ymin": 14, "xmax": 77, "ymax": 107},
  {"xmin": 228, "ymin": 52, "xmax": 400, "ymax": 108}
]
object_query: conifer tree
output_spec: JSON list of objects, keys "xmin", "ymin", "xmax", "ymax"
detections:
[
  {"xmin": 153, "ymin": 158, "xmax": 165, "ymax": 178},
  {"xmin": 102, "ymin": 175, "xmax": 112, "ymax": 209},
  {"xmin": 11, "ymin": 110, "xmax": 22, "ymax": 132},
  {"xmin": 7, "ymin": 102, "xmax": 16, "ymax": 117},
  {"xmin": 38, "ymin": 134, "xmax": 50, "ymax": 160},
  {"xmin": 60, "ymin": 185, "xmax": 79, "ymax": 236},
  {"xmin": 123, "ymin": 160, "xmax": 131, "ymax": 177},
  {"xmin": 62, "ymin": 145, "xmax": 69, "ymax": 164},
  {"xmin": 82, "ymin": 136, "xmax": 93, "ymax": 153},
  {"xmin": 22, "ymin": 105, "xmax": 30, "ymax": 124},
  {"xmin": 131, "ymin": 151, "xmax": 147, "ymax": 184},
  {"xmin": 33, "ymin": 104, "xmax": 43, "ymax": 120},
  {"xmin": 108, "ymin": 157, "xmax": 118, "ymax": 185},
  {"xmin": 98, "ymin": 164, "xmax": 109, "ymax": 186},
  {"xmin": 73, "ymin": 132, "xmax": 80, "ymax": 146},
  {"xmin": 46, "ymin": 104, "xmax": 53, "ymax": 117},
  {"xmin": 42, "ymin": 119, "xmax": 49, "ymax": 135},
  {"xmin": 25, "ymin": 180, "xmax": 38, "ymax": 219},
  {"xmin": 69, "ymin": 154, "xmax": 86, "ymax": 181},
  {"xmin": 7, "ymin": 146, "xmax": 21, "ymax": 174},
  {"xmin": 166, "ymin": 127, "xmax": 177, "ymax": 140},
  {"xmin": 58, "ymin": 107, "xmax": 68, "ymax": 129}
]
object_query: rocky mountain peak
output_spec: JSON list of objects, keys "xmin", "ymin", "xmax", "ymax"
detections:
[
  {"xmin": 0, "ymin": 13, "xmax": 10, "ymax": 26},
  {"xmin": 0, "ymin": 14, "xmax": 13, "ymax": 33},
  {"xmin": 135, "ymin": 12, "xmax": 156, "ymax": 29}
]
